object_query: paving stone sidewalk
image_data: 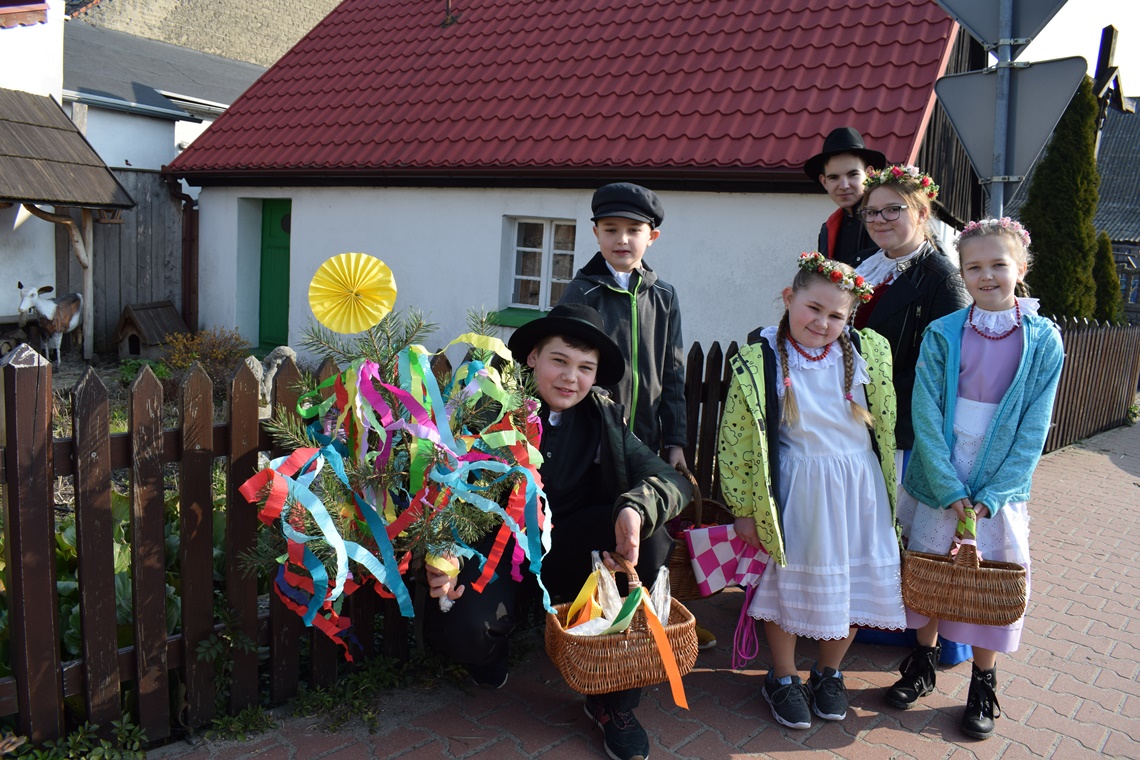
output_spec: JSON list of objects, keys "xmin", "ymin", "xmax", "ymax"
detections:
[{"xmin": 151, "ymin": 422, "xmax": 1140, "ymax": 759}]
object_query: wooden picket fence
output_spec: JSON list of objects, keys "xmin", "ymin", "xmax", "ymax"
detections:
[{"xmin": 0, "ymin": 318, "xmax": 1138, "ymax": 745}]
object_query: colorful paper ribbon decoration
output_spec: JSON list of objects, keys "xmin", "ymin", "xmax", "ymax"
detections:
[{"xmin": 240, "ymin": 334, "xmax": 552, "ymax": 656}]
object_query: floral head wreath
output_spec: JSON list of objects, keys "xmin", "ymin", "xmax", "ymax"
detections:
[
  {"xmin": 797, "ymin": 251, "xmax": 875, "ymax": 303},
  {"xmin": 863, "ymin": 164, "xmax": 939, "ymax": 201},
  {"xmin": 957, "ymin": 217, "xmax": 1031, "ymax": 250}
]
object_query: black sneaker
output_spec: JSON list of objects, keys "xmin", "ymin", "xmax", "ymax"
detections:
[
  {"xmin": 584, "ymin": 699, "xmax": 651, "ymax": 760},
  {"xmin": 762, "ymin": 672, "xmax": 812, "ymax": 730},
  {"xmin": 809, "ymin": 666, "xmax": 849, "ymax": 721}
]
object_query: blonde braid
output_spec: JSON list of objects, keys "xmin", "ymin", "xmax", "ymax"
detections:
[
  {"xmin": 838, "ymin": 331, "xmax": 876, "ymax": 429},
  {"xmin": 776, "ymin": 310, "xmax": 799, "ymax": 427}
]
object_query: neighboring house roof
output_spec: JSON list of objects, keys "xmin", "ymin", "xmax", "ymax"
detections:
[
  {"xmin": 1094, "ymin": 108, "xmax": 1140, "ymax": 244},
  {"xmin": 0, "ymin": 87, "xmax": 134, "ymax": 208},
  {"xmin": 64, "ymin": 21, "xmax": 267, "ymax": 121},
  {"xmin": 168, "ymin": 0, "xmax": 958, "ymax": 188}
]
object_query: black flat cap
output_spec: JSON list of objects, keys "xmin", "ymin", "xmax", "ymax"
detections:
[{"xmin": 590, "ymin": 182, "xmax": 665, "ymax": 229}]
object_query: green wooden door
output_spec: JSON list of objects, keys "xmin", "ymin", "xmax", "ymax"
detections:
[{"xmin": 259, "ymin": 199, "xmax": 291, "ymax": 350}]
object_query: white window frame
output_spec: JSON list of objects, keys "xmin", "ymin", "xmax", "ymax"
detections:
[{"xmin": 507, "ymin": 217, "xmax": 576, "ymax": 310}]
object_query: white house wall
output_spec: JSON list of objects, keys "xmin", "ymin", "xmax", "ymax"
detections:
[
  {"xmin": 196, "ymin": 186, "xmax": 832, "ymax": 361},
  {"xmin": 0, "ymin": 0, "xmax": 64, "ymax": 321},
  {"xmin": 76, "ymin": 107, "xmax": 176, "ymax": 171},
  {"xmin": 1, "ymin": 1, "xmax": 63, "ymax": 100}
]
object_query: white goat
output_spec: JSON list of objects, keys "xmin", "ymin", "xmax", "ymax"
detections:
[{"xmin": 17, "ymin": 282, "xmax": 83, "ymax": 367}]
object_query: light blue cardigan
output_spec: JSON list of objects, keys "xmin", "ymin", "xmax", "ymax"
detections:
[{"xmin": 902, "ymin": 306, "xmax": 1064, "ymax": 516}]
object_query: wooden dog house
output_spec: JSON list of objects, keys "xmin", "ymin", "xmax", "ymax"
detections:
[{"xmin": 114, "ymin": 300, "xmax": 189, "ymax": 360}]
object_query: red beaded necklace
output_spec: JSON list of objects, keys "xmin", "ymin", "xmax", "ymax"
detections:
[
  {"xmin": 787, "ymin": 334, "xmax": 832, "ymax": 361},
  {"xmin": 968, "ymin": 301, "xmax": 1021, "ymax": 341}
]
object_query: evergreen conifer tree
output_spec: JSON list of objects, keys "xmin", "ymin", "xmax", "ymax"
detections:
[
  {"xmin": 1020, "ymin": 77, "xmax": 1099, "ymax": 318},
  {"xmin": 1092, "ymin": 231, "xmax": 1124, "ymax": 324}
]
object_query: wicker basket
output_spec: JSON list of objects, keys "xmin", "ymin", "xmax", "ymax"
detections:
[
  {"xmin": 901, "ymin": 512, "xmax": 1027, "ymax": 627},
  {"xmin": 667, "ymin": 467, "xmax": 736, "ymax": 601},
  {"xmin": 545, "ymin": 555, "xmax": 698, "ymax": 695}
]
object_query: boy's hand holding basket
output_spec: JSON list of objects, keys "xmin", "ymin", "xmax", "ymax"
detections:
[{"xmin": 544, "ymin": 554, "xmax": 698, "ymax": 707}]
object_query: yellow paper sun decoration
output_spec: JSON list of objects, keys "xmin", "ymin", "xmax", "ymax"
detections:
[{"xmin": 308, "ymin": 253, "xmax": 398, "ymax": 334}]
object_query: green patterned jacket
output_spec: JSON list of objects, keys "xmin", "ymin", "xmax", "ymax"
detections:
[{"xmin": 716, "ymin": 329, "xmax": 899, "ymax": 566}]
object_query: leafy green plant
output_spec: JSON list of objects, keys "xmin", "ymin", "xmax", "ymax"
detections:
[
  {"xmin": 1127, "ymin": 404, "xmax": 1139, "ymax": 426},
  {"xmin": 116, "ymin": 359, "xmax": 172, "ymax": 387},
  {"xmin": 193, "ymin": 592, "xmax": 275, "ymax": 741},
  {"xmin": 14, "ymin": 719, "xmax": 145, "ymax": 759},
  {"xmin": 203, "ymin": 706, "xmax": 277, "ymax": 743}
]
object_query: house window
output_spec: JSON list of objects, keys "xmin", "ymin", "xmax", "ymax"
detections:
[{"xmin": 510, "ymin": 219, "xmax": 575, "ymax": 309}]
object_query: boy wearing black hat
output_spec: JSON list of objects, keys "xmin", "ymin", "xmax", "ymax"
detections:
[
  {"xmin": 557, "ymin": 182, "xmax": 687, "ymax": 472},
  {"xmin": 805, "ymin": 127, "xmax": 887, "ymax": 268},
  {"xmin": 425, "ymin": 303, "xmax": 690, "ymax": 760}
]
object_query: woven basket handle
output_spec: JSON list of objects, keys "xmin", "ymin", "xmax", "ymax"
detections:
[
  {"xmin": 608, "ymin": 552, "xmax": 642, "ymax": 589},
  {"xmin": 676, "ymin": 465, "xmax": 702, "ymax": 525},
  {"xmin": 952, "ymin": 508, "xmax": 981, "ymax": 568}
]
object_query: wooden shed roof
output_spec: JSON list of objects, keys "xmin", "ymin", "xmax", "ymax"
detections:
[
  {"xmin": 114, "ymin": 300, "xmax": 189, "ymax": 345},
  {"xmin": 0, "ymin": 87, "xmax": 135, "ymax": 209}
]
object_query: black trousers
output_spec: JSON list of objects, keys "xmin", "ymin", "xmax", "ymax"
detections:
[{"xmin": 424, "ymin": 504, "xmax": 674, "ymax": 712}]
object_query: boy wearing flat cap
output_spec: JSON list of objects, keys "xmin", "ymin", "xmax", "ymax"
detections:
[
  {"xmin": 805, "ymin": 127, "xmax": 887, "ymax": 268},
  {"xmin": 425, "ymin": 303, "xmax": 690, "ymax": 760},
  {"xmin": 557, "ymin": 182, "xmax": 688, "ymax": 473}
]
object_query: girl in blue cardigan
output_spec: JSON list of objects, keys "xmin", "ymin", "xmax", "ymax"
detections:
[{"xmin": 886, "ymin": 218, "xmax": 1064, "ymax": 740}]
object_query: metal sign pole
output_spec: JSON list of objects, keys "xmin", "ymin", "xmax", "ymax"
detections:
[{"xmin": 990, "ymin": 0, "xmax": 1013, "ymax": 218}]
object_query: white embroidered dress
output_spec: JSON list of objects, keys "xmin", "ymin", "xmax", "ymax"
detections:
[{"xmin": 746, "ymin": 328, "xmax": 907, "ymax": 639}]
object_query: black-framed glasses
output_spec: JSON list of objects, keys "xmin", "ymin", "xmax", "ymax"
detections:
[{"xmin": 858, "ymin": 205, "xmax": 908, "ymax": 222}]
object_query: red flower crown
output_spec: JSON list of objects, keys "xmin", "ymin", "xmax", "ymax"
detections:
[
  {"xmin": 863, "ymin": 164, "xmax": 939, "ymax": 202},
  {"xmin": 797, "ymin": 252, "xmax": 874, "ymax": 303}
]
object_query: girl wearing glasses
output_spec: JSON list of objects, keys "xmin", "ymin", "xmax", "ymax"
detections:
[{"xmin": 853, "ymin": 165, "xmax": 970, "ymax": 470}]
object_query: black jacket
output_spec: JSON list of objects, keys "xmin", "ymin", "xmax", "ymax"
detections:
[
  {"xmin": 557, "ymin": 252, "xmax": 687, "ymax": 452},
  {"xmin": 587, "ymin": 390, "xmax": 691, "ymax": 539},
  {"xmin": 861, "ymin": 242, "xmax": 971, "ymax": 449}
]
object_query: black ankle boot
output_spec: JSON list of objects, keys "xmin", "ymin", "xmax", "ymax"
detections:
[
  {"xmin": 885, "ymin": 643, "xmax": 940, "ymax": 709},
  {"xmin": 962, "ymin": 665, "xmax": 1001, "ymax": 739}
]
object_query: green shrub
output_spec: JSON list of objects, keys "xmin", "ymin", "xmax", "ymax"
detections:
[{"xmin": 1092, "ymin": 231, "xmax": 1124, "ymax": 324}]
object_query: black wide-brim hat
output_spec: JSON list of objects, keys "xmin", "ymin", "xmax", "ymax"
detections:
[
  {"xmin": 803, "ymin": 127, "xmax": 887, "ymax": 181},
  {"xmin": 508, "ymin": 303, "xmax": 625, "ymax": 387}
]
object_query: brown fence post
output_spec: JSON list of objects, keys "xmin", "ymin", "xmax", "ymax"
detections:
[
  {"xmin": 179, "ymin": 365, "xmax": 215, "ymax": 729},
  {"xmin": 0, "ymin": 346, "xmax": 63, "ymax": 741},
  {"xmin": 226, "ymin": 362, "xmax": 261, "ymax": 712},
  {"xmin": 695, "ymin": 342, "xmax": 724, "ymax": 498},
  {"xmin": 268, "ymin": 358, "xmax": 302, "ymax": 703},
  {"xmin": 72, "ymin": 368, "xmax": 121, "ymax": 730},
  {"xmin": 128, "ymin": 366, "xmax": 171, "ymax": 740},
  {"xmin": 682, "ymin": 343, "xmax": 704, "ymax": 469}
]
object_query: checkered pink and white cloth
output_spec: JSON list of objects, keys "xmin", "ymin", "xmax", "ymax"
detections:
[{"xmin": 683, "ymin": 524, "xmax": 768, "ymax": 596}]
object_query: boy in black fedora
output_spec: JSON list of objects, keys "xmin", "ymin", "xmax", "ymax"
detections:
[
  {"xmin": 424, "ymin": 303, "xmax": 690, "ymax": 760},
  {"xmin": 805, "ymin": 127, "xmax": 887, "ymax": 268}
]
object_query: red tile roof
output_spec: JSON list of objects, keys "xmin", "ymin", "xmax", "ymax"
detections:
[{"xmin": 167, "ymin": 0, "xmax": 957, "ymax": 187}]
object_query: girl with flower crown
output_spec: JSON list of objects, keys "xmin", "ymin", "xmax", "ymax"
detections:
[
  {"xmin": 885, "ymin": 218, "xmax": 1063, "ymax": 740},
  {"xmin": 854, "ymin": 165, "xmax": 971, "ymax": 470},
  {"xmin": 717, "ymin": 253, "xmax": 906, "ymax": 731}
]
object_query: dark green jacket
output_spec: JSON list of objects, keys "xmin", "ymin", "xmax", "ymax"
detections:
[{"xmin": 558, "ymin": 252, "xmax": 687, "ymax": 453}]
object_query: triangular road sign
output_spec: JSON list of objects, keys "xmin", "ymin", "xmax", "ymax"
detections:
[
  {"xmin": 935, "ymin": 0, "xmax": 1069, "ymax": 59},
  {"xmin": 935, "ymin": 56, "xmax": 1086, "ymax": 202}
]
